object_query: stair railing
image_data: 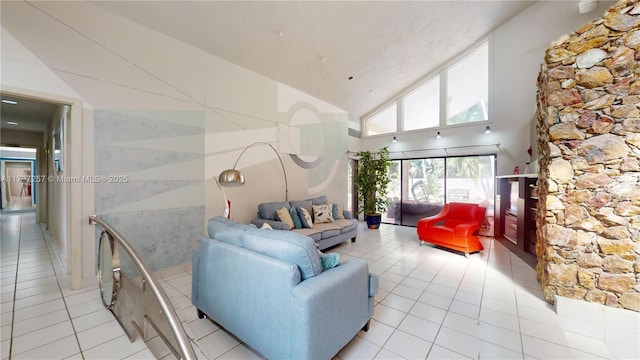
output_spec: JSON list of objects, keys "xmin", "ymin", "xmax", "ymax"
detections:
[{"xmin": 89, "ymin": 214, "xmax": 197, "ymax": 360}]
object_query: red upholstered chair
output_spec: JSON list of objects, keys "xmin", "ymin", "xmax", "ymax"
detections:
[{"xmin": 416, "ymin": 202, "xmax": 486, "ymax": 257}]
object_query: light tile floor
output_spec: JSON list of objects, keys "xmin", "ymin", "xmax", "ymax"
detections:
[
  {"xmin": 1, "ymin": 211, "xmax": 154, "ymax": 359},
  {"xmin": 2, "ymin": 211, "xmax": 637, "ymax": 359},
  {"xmin": 2, "ymin": 196, "xmax": 34, "ymax": 213}
]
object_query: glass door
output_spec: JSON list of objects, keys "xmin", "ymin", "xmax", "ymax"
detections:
[
  {"xmin": 382, "ymin": 160, "xmax": 401, "ymax": 224},
  {"xmin": 381, "ymin": 154, "xmax": 496, "ymax": 227},
  {"xmin": 400, "ymin": 158, "xmax": 445, "ymax": 226},
  {"xmin": 445, "ymin": 155, "xmax": 495, "ymax": 214}
]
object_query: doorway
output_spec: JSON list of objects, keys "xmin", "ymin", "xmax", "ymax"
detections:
[
  {"xmin": 1, "ymin": 88, "xmax": 84, "ymax": 289},
  {"xmin": 0, "ymin": 158, "xmax": 36, "ymax": 212}
]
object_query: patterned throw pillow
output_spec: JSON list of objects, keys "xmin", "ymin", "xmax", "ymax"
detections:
[
  {"xmin": 275, "ymin": 207, "xmax": 294, "ymax": 229},
  {"xmin": 313, "ymin": 204, "xmax": 334, "ymax": 224},
  {"xmin": 297, "ymin": 207, "xmax": 314, "ymax": 228}
]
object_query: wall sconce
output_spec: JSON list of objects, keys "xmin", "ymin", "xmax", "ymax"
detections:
[
  {"xmin": 484, "ymin": 126, "xmax": 491, "ymax": 134},
  {"xmin": 219, "ymin": 142, "xmax": 289, "ymax": 201},
  {"xmin": 436, "ymin": 132, "xmax": 442, "ymax": 139},
  {"xmin": 392, "ymin": 136, "xmax": 397, "ymax": 143}
]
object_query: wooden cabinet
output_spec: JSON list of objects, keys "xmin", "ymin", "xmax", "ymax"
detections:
[{"xmin": 495, "ymin": 175, "xmax": 537, "ymax": 267}]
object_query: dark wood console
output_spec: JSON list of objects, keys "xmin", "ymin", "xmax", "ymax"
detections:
[{"xmin": 495, "ymin": 175, "xmax": 538, "ymax": 267}]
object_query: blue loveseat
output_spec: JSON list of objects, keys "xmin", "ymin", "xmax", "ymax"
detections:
[
  {"xmin": 251, "ymin": 195, "xmax": 358, "ymax": 250},
  {"xmin": 192, "ymin": 217, "xmax": 378, "ymax": 360}
]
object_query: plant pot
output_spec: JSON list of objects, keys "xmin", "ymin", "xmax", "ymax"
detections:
[{"xmin": 365, "ymin": 214, "xmax": 382, "ymax": 229}]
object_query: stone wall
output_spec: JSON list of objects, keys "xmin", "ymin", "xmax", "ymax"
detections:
[{"xmin": 536, "ymin": 0, "xmax": 640, "ymax": 312}]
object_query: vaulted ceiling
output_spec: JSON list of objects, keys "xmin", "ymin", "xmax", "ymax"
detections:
[{"xmin": 95, "ymin": 0, "xmax": 536, "ymax": 118}]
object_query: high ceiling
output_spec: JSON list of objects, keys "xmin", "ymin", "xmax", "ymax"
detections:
[{"xmin": 95, "ymin": 0, "xmax": 536, "ymax": 118}]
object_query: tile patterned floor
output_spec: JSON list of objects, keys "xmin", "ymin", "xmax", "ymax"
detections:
[
  {"xmin": 2, "ymin": 211, "xmax": 638, "ymax": 359},
  {"xmin": 1, "ymin": 211, "xmax": 154, "ymax": 359},
  {"xmin": 2, "ymin": 196, "xmax": 34, "ymax": 213}
]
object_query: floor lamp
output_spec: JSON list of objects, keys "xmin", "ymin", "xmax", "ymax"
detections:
[
  {"xmin": 218, "ymin": 142, "xmax": 289, "ymax": 202},
  {"xmin": 214, "ymin": 177, "xmax": 230, "ymax": 219}
]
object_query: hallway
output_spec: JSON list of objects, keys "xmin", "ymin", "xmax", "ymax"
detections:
[{"xmin": 0, "ymin": 211, "xmax": 153, "ymax": 359}]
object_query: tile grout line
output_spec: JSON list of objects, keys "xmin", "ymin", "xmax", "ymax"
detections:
[
  {"xmin": 36, "ymin": 216, "xmax": 86, "ymax": 360},
  {"xmin": 372, "ymin": 242, "xmax": 454, "ymax": 360},
  {"xmin": 509, "ymin": 251, "xmax": 529, "ymax": 359},
  {"xmin": 5, "ymin": 211, "xmax": 21, "ymax": 360},
  {"xmin": 474, "ymin": 238, "xmax": 492, "ymax": 359}
]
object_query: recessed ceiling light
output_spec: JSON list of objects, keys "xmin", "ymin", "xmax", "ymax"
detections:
[
  {"xmin": 348, "ymin": 76, "xmax": 354, "ymax": 80},
  {"xmin": 275, "ymin": 30, "xmax": 285, "ymax": 38},
  {"xmin": 1, "ymin": 99, "xmax": 18, "ymax": 105},
  {"xmin": 369, "ymin": 90, "xmax": 375, "ymax": 95},
  {"xmin": 6, "ymin": 121, "xmax": 18, "ymax": 125},
  {"xmin": 318, "ymin": 56, "xmax": 327, "ymax": 63}
]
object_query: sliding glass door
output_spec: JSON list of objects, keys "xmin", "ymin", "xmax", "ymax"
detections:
[
  {"xmin": 382, "ymin": 154, "xmax": 495, "ymax": 227},
  {"xmin": 445, "ymin": 155, "xmax": 495, "ymax": 206}
]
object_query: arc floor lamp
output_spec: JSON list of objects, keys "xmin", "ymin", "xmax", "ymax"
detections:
[{"xmin": 217, "ymin": 142, "xmax": 289, "ymax": 218}]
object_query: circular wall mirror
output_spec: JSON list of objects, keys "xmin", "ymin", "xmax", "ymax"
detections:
[{"xmin": 98, "ymin": 231, "xmax": 114, "ymax": 308}]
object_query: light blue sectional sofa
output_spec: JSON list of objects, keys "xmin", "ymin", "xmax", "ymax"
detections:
[
  {"xmin": 192, "ymin": 217, "xmax": 378, "ymax": 360},
  {"xmin": 251, "ymin": 195, "xmax": 358, "ymax": 250}
]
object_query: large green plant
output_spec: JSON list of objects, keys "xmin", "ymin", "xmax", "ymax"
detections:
[{"xmin": 355, "ymin": 147, "xmax": 392, "ymax": 215}]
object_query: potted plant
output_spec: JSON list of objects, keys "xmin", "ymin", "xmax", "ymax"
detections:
[{"xmin": 355, "ymin": 146, "xmax": 392, "ymax": 229}]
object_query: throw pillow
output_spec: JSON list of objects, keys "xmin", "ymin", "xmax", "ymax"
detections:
[
  {"xmin": 313, "ymin": 204, "xmax": 334, "ymax": 224},
  {"xmin": 317, "ymin": 249, "xmax": 340, "ymax": 270},
  {"xmin": 275, "ymin": 207, "xmax": 294, "ymax": 229},
  {"xmin": 261, "ymin": 222, "xmax": 273, "ymax": 230},
  {"xmin": 297, "ymin": 207, "xmax": 314, "ymax": 228},
  {"xmin": 332, "ymin": 203, "xmax": 345, "ymax": 220},
  {"xmin": 290, "ymin": 207, "xmax": 302, "ymax": 229},
  {"xmin": 290, "ymin": 200, "xmax": 313, "ymax": 219}
]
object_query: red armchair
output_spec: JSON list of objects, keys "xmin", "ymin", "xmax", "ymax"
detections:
[{"xmin": 417, "ymin": 202, "xmax": 486, "ymax": 257}]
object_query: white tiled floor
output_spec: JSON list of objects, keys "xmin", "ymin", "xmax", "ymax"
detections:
[
  {"xmin": 2, "ymin": 196, "xmax": 34, "ymax": 213},
  {"xmin": 2, "ymin": 211, "xmax": 638, "ymax": 359},
  {"xmin": 1, "ymin": 211, "xmax": 154, "ymax": 359}
]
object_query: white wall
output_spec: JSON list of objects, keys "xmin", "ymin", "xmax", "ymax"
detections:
[
  {"xmin": 358, "ymin": 0, "xmax": 615, "ymax": 176},
  {"xmin": 45, "ymin": 105, "xmax": 69, "ymax": 272}
]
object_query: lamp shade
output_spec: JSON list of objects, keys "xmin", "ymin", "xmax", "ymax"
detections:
[{"xmin": 218, "ymin": 169, "xmax": 245, "ymax": 187}]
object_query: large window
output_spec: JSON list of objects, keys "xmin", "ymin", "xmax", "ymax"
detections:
[
  {"xmin": 447, "ymin": 42, "xmax": 489, "ymax": 125},
  {"xmin": 403, "ymin": 77, "xmax": 440, "ymax": 131},
  {"xmin": 365, "ymin": 104, "xmax": 396, "ymax": 135},
  {"xmin": 382, "ymin": 155, "xmax": 495, "ymax": 227},
  {"xmin": 364, "ymin": 40, "xmax": 488, "ymax": 135}
]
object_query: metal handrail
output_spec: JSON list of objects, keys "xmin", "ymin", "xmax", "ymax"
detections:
[{"xmin": 89, "ymin": 214, "xmax": 197, "ymax": 360}]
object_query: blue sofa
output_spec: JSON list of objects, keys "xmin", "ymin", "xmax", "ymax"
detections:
[
  {"xmin": 251, "ymin": 195, "xmax": 358, "ymax": 250},
  {"xmin": 192, "ymin": 217, "xmax": 378, "ymax": 360}
]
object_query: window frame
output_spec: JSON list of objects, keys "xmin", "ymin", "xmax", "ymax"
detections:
[{"xmin": 363, "ymin": 38, "xmax": 491, "ymax": 138}]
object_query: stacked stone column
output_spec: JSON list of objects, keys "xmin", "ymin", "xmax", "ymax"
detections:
[{"xmin": 536, "ymin": 0, "xmax": 640, "ymax": 312}]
